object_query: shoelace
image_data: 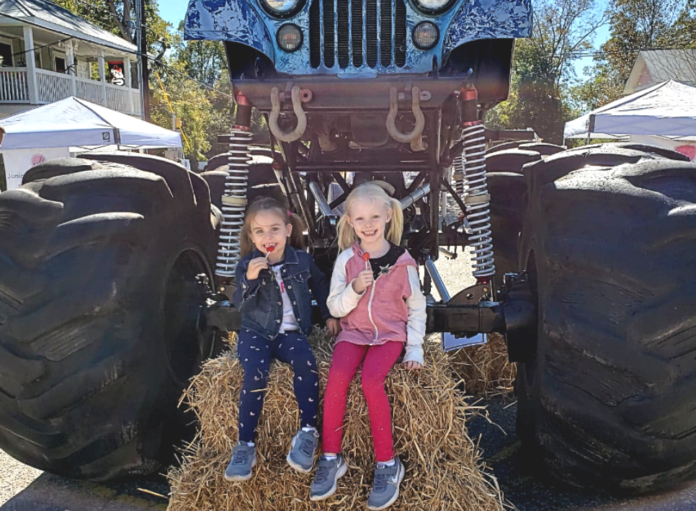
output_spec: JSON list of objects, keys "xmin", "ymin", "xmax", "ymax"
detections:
[
  {"xmin": 373, "ymin": 465, "xmax": 394, "ymax": 492},
  {"xmin": 300, "ymin": 437, "xmax": 315, "ymax": 457},
  {"xmin": 233, "ymin": 449, "xmax": 249, "ymax": 465},
  {"xmin": 314, "ymin": 461, "xmax": 332, "ymax": 484}
]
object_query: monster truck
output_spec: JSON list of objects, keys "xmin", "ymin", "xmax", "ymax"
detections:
[{"xmin": 1, "ymin": 0, "xmax": 695, "ymax": 495}]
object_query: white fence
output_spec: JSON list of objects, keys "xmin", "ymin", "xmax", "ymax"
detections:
[
  {"xmin": 36, "ymin": 69, "xmax": 72, "ymax": 104},
  {"xmin": 76, "ymin": 77, "xmax": 104, "ymax": 105},
  {"xmin": 0, "ymin": 68, "xmax": 140, "ymax": 116},
  {"xmin": 0, "ymin": 68, "xmax": 29, "ymax": 103}
]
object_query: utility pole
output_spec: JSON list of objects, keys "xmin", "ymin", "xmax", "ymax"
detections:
[{"xmin": 136, "ymin": 0, "xmax": 151, "ymax": 121}]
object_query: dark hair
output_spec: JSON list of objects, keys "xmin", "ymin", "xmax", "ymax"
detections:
[{"xmin": 240, "ymin": 197, "xmax": 306, "ymax": 256}]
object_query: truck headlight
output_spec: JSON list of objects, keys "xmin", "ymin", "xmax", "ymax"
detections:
[
  {"xmin": 277, "ymin": 24, "xmax": 303, "ymax": 52},
  {"xmin": 413, "ymin": 0, "xmax": 452, "ymax": 13},
  {"xmin": 412, "ymin": 22, "xmax": 439, "ymax": 50},
  {"xmin": 261, "ymin": 0, "xmax": 302, "ymax": 15}
]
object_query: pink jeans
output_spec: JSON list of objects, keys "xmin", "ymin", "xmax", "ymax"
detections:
[{"xmin": 321, "ymin": 341, "xmax": 403, "ymax": 462}]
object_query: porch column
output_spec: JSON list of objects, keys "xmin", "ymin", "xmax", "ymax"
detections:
[
  {"xmin": 123, "ymin": 55, "xmax": 133, "ymax": 114},
  {"xmin": 98, "ymin": 50, "xmax": 107, "ymax": 106},
  {"xmin": 22, "ymin": 25, "xmax": 38, "ymax": 104},
  {"xmin": 66, "ymin": 40, "xmax": 77, "ymax": 96}
]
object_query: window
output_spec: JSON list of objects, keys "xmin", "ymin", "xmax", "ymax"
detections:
[
  {"xmin": 0, "ymin": 42, "xmax": 13, "ymax": 67},
  {"xmin": 55, "ymin": 56, "xmax": 66, "ymax": 73}
]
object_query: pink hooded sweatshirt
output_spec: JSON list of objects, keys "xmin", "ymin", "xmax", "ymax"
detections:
[{"xmin": 327, "ymin": 242, "xmax": 427, "ymax": 365}]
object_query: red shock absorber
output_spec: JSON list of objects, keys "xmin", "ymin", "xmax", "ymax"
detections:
[
  {"xmin": 455, "ymin": 84, "xmax": 496, "ymax": 282},
  {"xmin": 215, "ymin": 91, "xmax": 253, "ymax": 281}
]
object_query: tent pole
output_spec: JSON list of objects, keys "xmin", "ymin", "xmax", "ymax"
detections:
[{"xmin": 586, "ymin": 114, "xmax": 595, "ymax": 146}]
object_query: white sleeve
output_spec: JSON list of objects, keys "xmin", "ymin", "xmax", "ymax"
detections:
[
  {"xmin": 403, "ymin": 265, "xmax": 427, "ymax": 366},
  {"xmin": 327, "ymin": 249, "xmax": 364, "ymax": 318}
]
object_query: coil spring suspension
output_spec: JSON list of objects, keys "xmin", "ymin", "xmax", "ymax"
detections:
[
  {"xmin": 215, "ymin": 128, "xmax": 252, "ymax": 278},
  {"xmin": 458, "ymin": 122, "xmax": 495, "ymax": 279},
  {"xmin": 452, "ymin": 151, "xmax": 465, "ymax": 196}
]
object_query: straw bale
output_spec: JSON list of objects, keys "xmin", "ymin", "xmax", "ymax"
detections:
[
  {"xmin": 448, "ymin": 334, "xmax": 516, "ymax": 397},
  {"xmin": 167, "ymin": 330, "xmax": 505, "ymax": 511}
]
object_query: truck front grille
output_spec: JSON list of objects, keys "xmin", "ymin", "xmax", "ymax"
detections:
[{"xmin": 309, "ymin": 0, "xmax": 407, "ymax": 70}]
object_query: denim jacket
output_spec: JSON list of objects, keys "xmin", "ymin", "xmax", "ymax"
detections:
[{"xmin": 233, "ymin": 246, "xmax": 332, "ymax": 340}]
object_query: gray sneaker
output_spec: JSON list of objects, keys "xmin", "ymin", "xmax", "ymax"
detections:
[
  {"xmin": 287, "ymin": 429, "xmax": 319, "ymax": 473},
  {"xmin": 224, "ymin": 442, "xmax": 256, "ymax": 482},
  {"xmin": 309, "ymin": 455, "xmax": 348, "ymax": 501},
  {"xmin": 366, "ymin": 457, "xmax": 405, "ymax": 510}
]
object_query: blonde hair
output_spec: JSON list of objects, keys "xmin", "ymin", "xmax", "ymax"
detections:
[
  {"xmin": 337, "ymin": 183, "xmax": 404, "ymax": 251},
  {"xmin": 241, "ymin": 197, "xmax": 306, "ymax": 256}
]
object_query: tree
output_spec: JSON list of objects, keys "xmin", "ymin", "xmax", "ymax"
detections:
[
  {"xmin": 52, "ymin": 0, "xmax": 172, "ymax": 53},
  {"xmin": 487, "ymin": 0, "xmax": 606, "ymax": 142},
  {"xmin": 173, "ymin": 21, "xmax": 227, "ymax": 87},
  {"xmin": 668, "ymin": 0, "xmax": 696, "ymax": 47},
  {"xmin": 600, "ymin": 0, "xmax": 684, "ymax": 83}
]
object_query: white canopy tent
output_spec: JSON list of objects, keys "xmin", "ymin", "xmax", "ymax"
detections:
[
  {"xmin": 0, "ymin": 96, "xmax": 182, "ymax": 150},
  {"xmin": 0, "ymin": 97, "xmax": 182, "ymax": 189},
  {"xmin": 564, "ymin": 80, "xmax": 696, "ymax": 141}
]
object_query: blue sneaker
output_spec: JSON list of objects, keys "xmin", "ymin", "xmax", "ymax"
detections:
[
  {"xmin": 366, "ymin": 457, "xmax": 405, "ymax": 510},
  {"xmin": 287, "ymin": 429, "xmax": 319, "ymax": 473},
  {"xmin": 309, "ymin": 455, "xmax": 347, "ymax": 501},
  {"xmin": 224, "ymin": 442, "xmax": 256, "ymax": 482}
]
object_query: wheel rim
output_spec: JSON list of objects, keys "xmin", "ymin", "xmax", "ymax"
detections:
[
  {"xmin": 163, "ymin": 250, "xmax": 211, "ymax": 384},
  {"xmin": 522, "ymin": 250, "xmax": 539, "ymax": 388}
]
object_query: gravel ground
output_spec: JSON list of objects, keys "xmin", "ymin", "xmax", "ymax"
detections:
[{"xmin": 0, "ymin": 451, "xmax": 41, "ymax": 505}]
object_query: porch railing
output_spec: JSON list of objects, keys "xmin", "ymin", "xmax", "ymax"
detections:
[
  {"xmin": 0, "ymin": 68, "xmax": 29, "ymax": 103},
  {"xmin": 36, "ymin": 69, "xmax": 72, "ymax": 104},
  {"xmin": 0, "ymin": 67, "xmax": 141, "ymax": 116}
]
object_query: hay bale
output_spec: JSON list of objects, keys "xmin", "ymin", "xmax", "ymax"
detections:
[
  {"xmin": 167, "ymin": 330, "xmax": 505, "ymax": 511},
  {"xmin": 448, "ymin": 334, "xmax": 516, "ymax": 397}
]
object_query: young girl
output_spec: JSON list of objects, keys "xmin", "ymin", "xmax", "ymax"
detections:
[
  {"xmin": 310, "ymin": 183, "xmax": 426, "ymax": 510},
  {"xmin": 226, "ymin": 197, "xmax": 340, "ymax": 481}
]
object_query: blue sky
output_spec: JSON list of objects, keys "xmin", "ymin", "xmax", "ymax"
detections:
[
  {"xmin": 156, "ymin": 0, "xmax": 610, "ymax": 80},
  {"xmin": 157, "ymin": 0, "xmax": 189, "ymax": 30}
]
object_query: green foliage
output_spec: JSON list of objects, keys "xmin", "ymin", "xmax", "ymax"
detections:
[
  {"xmin": 173, "ymin": 21, "xmax": 227, "ymax": 86},
  {"xmin": 150, "ymin": 59, "xmax": 237, "ymax": 162},
  {"xmin": 600, "ymin": 0, "xmax": 684, "ymax": 84},
  {"xmin": 670, "ymin": 0, "xmax": 696, "ymax": 47},
  {"xmin": 487, "ymin": 0, "xmax": 604, "ymax": 143}
]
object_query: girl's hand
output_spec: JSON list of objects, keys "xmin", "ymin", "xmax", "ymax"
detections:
[
  {"xmin": 403, "ymin": 361, "xmax": 423, "ymax": 370},
  {"xmin": 246, "ymin": 257, "xmax": 269, "ymax": 280},
  {"xmin": 326, "ymin": 318, "xmax": 341, "ymax": 336},
  {"xmin": 352, "ymin": 270, "xmax": 374, "ymax": 294}
]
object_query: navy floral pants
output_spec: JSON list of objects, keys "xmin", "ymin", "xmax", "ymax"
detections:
[{"xmin": 237, "ymin": 329, "xmax": 319, "ymax": 443}]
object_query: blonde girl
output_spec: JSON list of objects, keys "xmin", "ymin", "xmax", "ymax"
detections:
[{"xmin": 310, "ymin": 183, "xmax": 426, "ymax": 510}]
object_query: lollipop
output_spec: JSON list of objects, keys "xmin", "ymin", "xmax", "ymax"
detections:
[
  {"xmin": 362, "ymin": 252, "xmax": 370, "ymax": 270},
  {"xmin": 265, "ymin": 245, "xmax": 275, "ymax": 259}
]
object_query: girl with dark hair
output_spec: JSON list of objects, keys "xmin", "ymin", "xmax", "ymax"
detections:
[{"xmin": 225, "ymin": 197, "xmax": 340, "ymax": 482}]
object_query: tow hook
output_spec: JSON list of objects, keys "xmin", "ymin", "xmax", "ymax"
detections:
[
  {"xmin": 269, "ymin": 86, "xmax": 310, "ymax": 142},
  {"xmin": 386, "ymin": 86, "xmax": 426, "ymax": 151}
]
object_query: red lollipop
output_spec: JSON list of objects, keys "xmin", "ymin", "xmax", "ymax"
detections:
[
  {"xmin": 362, "ymin": 252, "xmax": 370, "ymax": 270},
  {"xmin": 265, "ymin": 245, "xmax": 275, "ymax": 258}
]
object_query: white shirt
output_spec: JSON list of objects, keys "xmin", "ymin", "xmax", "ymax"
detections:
[{"xmin": 271, "ymin": 264, "xmax": 300, "ymax": 333}]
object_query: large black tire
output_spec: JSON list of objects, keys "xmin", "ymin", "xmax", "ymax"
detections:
[
  {"xmin": 201, "ymin": 164, "xmax": 286, "ymax": 211},
  {"xmin": 513, "ymin": 146, "xmax": 696, "ymax": 492},
  {"xmin": 0, "ymin": 156, "xmax": 221, "ymax": 480},
  {"xmin": 486, "ymin": 149, "xmax": 542, "ymax": 283}
]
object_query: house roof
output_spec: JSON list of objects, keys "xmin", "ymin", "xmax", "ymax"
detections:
[
  {"xmin": 624, "ymin": 49, "xmax": 696, "ymax": 94},
  {"xmin": 0, "ymin": 0, "xmax": 137, "ymax": 54}
]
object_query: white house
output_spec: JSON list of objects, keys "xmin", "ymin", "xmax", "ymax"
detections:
[
  {"xmin": 624, "ymin": 49, "xmax": 696, "ymax": 95},
  {"xmin": 0, "ymin": 0, "xmax": 141, "ymax": 119}
]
